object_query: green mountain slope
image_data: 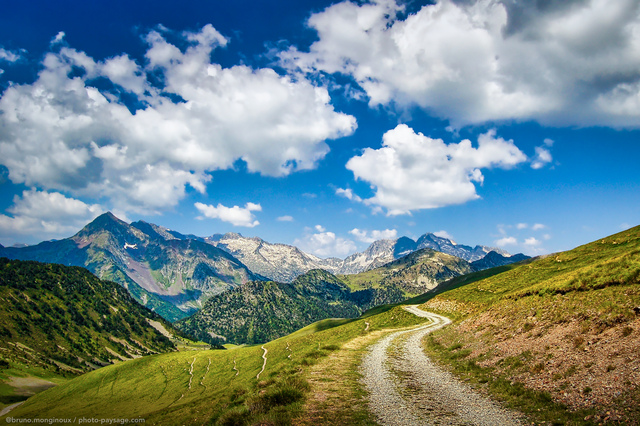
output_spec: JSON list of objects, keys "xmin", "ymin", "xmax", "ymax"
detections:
[
  {"xmin": 418, "ymin": 225, "xmax": 640, "ymax": 423},
  {"xmin": 421, "ymin": 225, "xmax": 640, "ymax": 309},
  {"xmin": 0, "ymin": 213, "xmax": 262, "ymax": 321},
  {"xmin": 339, "ymin": 247, "xmax": 473, "ymax": 304},
  {"xmin": 0, "ymin": 258, "xmax": 182, "ymax": 408},
  {"xmin": 175, "ymin": 270, "xmax": 364, "ymax": 345}
]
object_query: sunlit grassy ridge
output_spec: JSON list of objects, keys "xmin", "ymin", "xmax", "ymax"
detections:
[
  {"xmin": 4, "ymin": 305, "xmax": 426, "ymax": 424},
  {"xmin": 419, "ymin": 225, "xmax": 640, "ymax": 424},
  {"xmin": 418, "ymin": 225, "xmax": 640, "ymax": 324}
]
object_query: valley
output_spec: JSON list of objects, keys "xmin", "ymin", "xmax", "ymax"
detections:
[
  {"xmin": 0, "ymin": 220, "xmax": 638, "ymax": 424},
  {"xmin": 173, "ymin": 247, "xmax": 495, "ymax": 346},
  {"xmin": 0, "ymin": 212, "xmax": 527, "ymax": 343},
  {"xmin": 0, "ymin": 258, "xmax": 188, "ymax": 413},
  {"xmin": 1, "ymin": 303, "xmax": 429, "ymax": 423}
]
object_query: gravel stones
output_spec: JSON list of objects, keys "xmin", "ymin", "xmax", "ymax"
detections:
[{"xmin": 361, "ymin": 306, "xmax": 523, "ymax": 425}]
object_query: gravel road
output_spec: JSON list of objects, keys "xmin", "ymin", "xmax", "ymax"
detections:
[{"xmin": 361, "ymin": 305, "xmax": 524, "ymax": 425}]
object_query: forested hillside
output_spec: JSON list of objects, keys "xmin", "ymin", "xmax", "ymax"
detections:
[
  {"xmin": 175, "ymin": 270, "xmax": 366, "ymax": 345},
  {"xmin": 0, "ymin": 258, "xmax": 177, "ymax": 377}
]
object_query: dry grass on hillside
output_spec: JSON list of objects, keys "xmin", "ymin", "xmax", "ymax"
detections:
[{"xmin": 424, "ymin": 298, "xmax": 640, "ymax": 424}]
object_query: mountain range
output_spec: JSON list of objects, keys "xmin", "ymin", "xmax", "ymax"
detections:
[
  {"xmin": 0, "ymin": 213, "xmax": 261, "ymax": 321},
  {"xmin": 207, "ymin": 231, "xmax": 513, "ymax": 282},
  {"xmin": 0, "ymin": 212, "xmax": 527, "ymax": 322}
]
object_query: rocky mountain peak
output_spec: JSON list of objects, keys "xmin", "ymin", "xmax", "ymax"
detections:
[
  {"xmin": 80, "ymin": 211, "xmax": 124, "ymax": 231},
  {"xmin": 414, "ymin": 232, "xmax": 505, "ymax": 262},
  {"xmin": 365, "ymin": 239, "xmax": 396, "ymax": 255},
  {"xmin": 73, "ymin": 212, "xmax": 143, "ymax": 247},
  {"xmin": 223, "ymin": 232, "xmax": 243, "ymax": 239},
  {"xmin": 3, "ymin": 212, "xmax": 261, "ymax": 322},
  {"xmin": 393, "ymin": 236, "xmax": 418, "ymax": 258},
  {"xmin": 470, "ymin": 251, "xmax": 530, "ymax": 270}
]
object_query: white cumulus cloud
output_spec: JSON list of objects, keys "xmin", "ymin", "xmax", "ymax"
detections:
[
  {"xmin": 294, "ymin": 228, "xmax": 357, "ymax": 258},
  {"xmin": 0, "ymin": 25, "xmax": 356, "ymax": 215},
  {"xmin": 531, "ymin": 145, "xmax": 553, "ymax": 169},
  {"xmin": 336, "ymin": 187, "xmax": 362, "ymax": 202},
  {"xmin": 349, "ymin": 228, "xmax": 397, "ymax": 243},
  {"xmin": 195, "ymin": 202, "xmax": 262, "ymax": 227},
  {"xmin": 51, "ymin": 32, "xmax": 66, "ymax": 44},
  {"xmin": 346, "ymin": 124, "xmax": 526, "ymax": 215},
  {"xmin": 277, "ymin": 215, "xmax": 294, "ymax": 222},
  {"xmin": 283, "ymin": 0, "xmax": 640, "ymax": 128},
  {"xmin": 524, "ymin": 237, "xmax": 542, "ymax": 247},
  {"xmin": 0, "ymin": 190, "xmax": 103, "ymax": 245},
  {"xmin": 494, "ymin": 222, "xmax": 550, "ymax": 255},
  {"xmin": 0, "ymin": 48, "xmax": 22, "ymax": 63},
  {"xmin": 495, "ymin": 236, "xmax": 518, "ymax": 246},
  {"xmin": 433, "ymin": 230, "xmax": 454, "ymax": 240}
]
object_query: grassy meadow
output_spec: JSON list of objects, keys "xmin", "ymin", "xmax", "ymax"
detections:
[{"xmin": 2, "ymin": 304, "xmax": 428, "ymax": 425}]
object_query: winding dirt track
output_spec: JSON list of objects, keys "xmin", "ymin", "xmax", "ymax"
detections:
[
  {"xmin": 361, "ymin": 305, "xmax": 523, "ymax": 426},
  {"xmin": 257, "ymin": 345, "xmax": 268, "ymax": 379}
]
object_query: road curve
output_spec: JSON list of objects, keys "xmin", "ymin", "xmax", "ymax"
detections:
[{"xmin": 361, "ymin": 305, "xmax": 523, "ymax": 426}]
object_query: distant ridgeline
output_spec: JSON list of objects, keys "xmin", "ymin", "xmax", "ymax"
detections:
[
  {"xmin": 0, "ymin": 258, "xmax": 179, "ymax": 376},
  {"xmin": 0, "ymin": 212, "xmax": 528, "ymax": 325},
  {"xmin": 207, "ymin": 230, "xmax": 527, "ymax": 281}
]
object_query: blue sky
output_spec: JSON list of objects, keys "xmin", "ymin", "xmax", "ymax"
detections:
[{"xmin": 0, "ymin": 0, "xmax": 638, "ymax": 258}]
